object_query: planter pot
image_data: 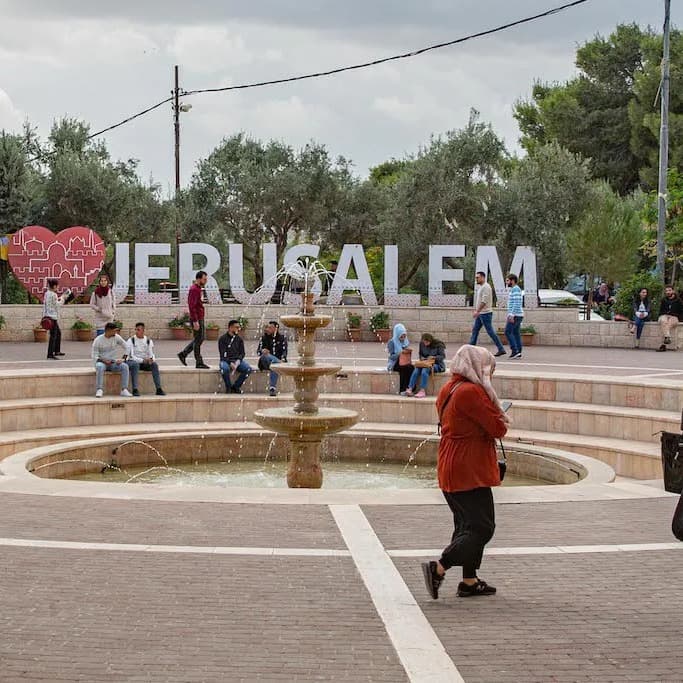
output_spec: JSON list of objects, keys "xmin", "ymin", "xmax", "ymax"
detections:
[
  {"xmin": 347, "ymin": 328, "xmax": 362, "ymax": 343},
  {"xmin": 499, "ymin": 332, "xmax": 535, "ymax": 346},
  {"xmin": 170, "ymin": 326, "xmax": 192, "ymax": 340},
  {"xmin": 373, "ymin": 328, "xmax": 391, "ymax": 343},
  {"xmin": 206, "ymin": 328, "xmax": 220, "ymax": 341},
  {"xmin": 73, "ymin": 328, "xmax": 93, "ymax": 342},
  {"xmin": 33, "ymin": 328, "xmax": 48, "ymax": 343}
]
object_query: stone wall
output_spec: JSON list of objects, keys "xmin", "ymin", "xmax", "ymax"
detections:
[{"xmin": 0, "ymin": 303, "xmax": 676, "ymax": 349}]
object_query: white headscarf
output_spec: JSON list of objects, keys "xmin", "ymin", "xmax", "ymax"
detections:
[{"xmin": 450, "ymin": 344, "xmax": 510, "ymax": 424}]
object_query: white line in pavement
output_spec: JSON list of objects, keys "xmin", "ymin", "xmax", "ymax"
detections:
[
  {"xmin": 330, "ymin": 504, "xmax": 463, "ymax": 683},
  {"xmin": 389, "ymin": 542, "xmax": 683, "ymax": 557}
]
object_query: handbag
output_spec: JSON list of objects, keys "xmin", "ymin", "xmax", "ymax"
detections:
[
  {"xmin": 414, "ymin": 358, "xmax": 435, "ymax": 369},
  {"xmin": 40, "ymin": 316, "xmax": 54, "ymax": 331},
  {"xmin": 437, "ymin": 381, "xmax": 507, "ymax": 481},
  {"xmin": 398, "ymin": 348, "xmax": 412, "ymax": 366}
]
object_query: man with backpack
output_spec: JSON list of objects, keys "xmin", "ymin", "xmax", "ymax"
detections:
[{"xmin": 126, "ymin": 322, "xmax": 166, "ymax": 396}]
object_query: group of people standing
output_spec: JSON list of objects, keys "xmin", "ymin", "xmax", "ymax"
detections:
[{"xmin": 629, "ymin": 285, "xmax": 683, "ymax": 351}]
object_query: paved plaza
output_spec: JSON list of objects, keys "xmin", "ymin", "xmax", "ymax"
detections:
[{"xmin": 0, "ymin": 340, "xmax": 681, "ymax": 682}]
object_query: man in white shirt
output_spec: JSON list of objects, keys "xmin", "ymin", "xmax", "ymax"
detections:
[
  {"xmin": 469, "ymin": 271, "xmax": 506, "ymax": 357},
  {"xmin": 126, "ymin": 322, "xmax": 166, "ymax": 396},
  {"xmin": 91, "ymin": 322, "xmax": 131, "ymax": 398}
]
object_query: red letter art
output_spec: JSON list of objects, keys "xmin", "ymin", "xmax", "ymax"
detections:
[{"xmin": 8, "ymin": 226, "xmax": 106, "ymax": 302}]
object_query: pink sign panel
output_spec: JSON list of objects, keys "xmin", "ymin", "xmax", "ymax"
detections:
[{"xmin": 8, "ymin": 226, "xmax": 106, "ymax": 302}]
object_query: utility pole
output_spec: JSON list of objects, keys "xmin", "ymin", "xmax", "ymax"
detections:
[
  {"xmin": 656, "ymin": 0, "xmax": 671, "ymax": 282},
  {"xmin": 173, "ymin": 64, "xmax": 181, "ymax": 290}
]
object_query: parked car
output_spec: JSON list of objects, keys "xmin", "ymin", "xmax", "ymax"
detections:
[{"xmin": 528, "ymin": 289, "xmax": 605, "ymax": 321}]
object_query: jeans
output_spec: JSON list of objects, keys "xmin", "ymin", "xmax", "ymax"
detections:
[
  {"xmin": 504, "ymin": 316, "xmax": 523, "ymax": 354},
  {"xmin": 181, "ymin": 321, "xmax": 206, "ymax": 365},
  {"xmin": 95, "ymin": 361, "xmax": 130, "ymax": 392},
  {"xmin": 633, "ymin": 316, "xmax": 647, "ymax": 340},
  {"xmin": 408, "ymin": 365, "xmax": 443, "ymax": 391},
  {"xmin": 259, "ymin": 353, "xmax": 281, "ymax": 388},
  {"xmin": 469, "ymin": 312, "xmax": 504, "ymax": 352},
  {"xmin": 47, "ymin": 320, "xmax": 61, "ymax": 357},
  {"xmin": 220, "ymin": 359, "xmax": 253, "ymax": 391},
  {"xmin": 439, "ymin": 487, "xmax": 495, "ymax": 579},
  {"xmin": 127, "ymin": 360, "xmax": 162, "ymax": 390}
]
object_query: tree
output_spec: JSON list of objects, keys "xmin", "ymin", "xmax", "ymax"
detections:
[
  {"xmin": 502, "ymin": 143, "xmax": 593, "ymax": 288},
  {"xmin": 514, "ymin": 24, "xmax": 654, "ymax": 195},
  {"xmin": 567, "ymin": 180, "xmax": 644, "ymax": 316}
]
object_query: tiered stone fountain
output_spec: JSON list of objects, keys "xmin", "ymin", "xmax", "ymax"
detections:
[{"xmin": 253, "ymin": 291, "xmax": 358, "ymax": 488}]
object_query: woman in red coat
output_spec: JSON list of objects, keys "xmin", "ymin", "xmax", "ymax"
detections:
[{"xmin": 422, "ymin": 344, "xmax": 509, "ymax": 599}]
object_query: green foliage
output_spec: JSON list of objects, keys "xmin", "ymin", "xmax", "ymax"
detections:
[
  {"xmin": 112, "ymin": 320, "xmax": 123, "ymax": 330},
  {"xmin": 614, "ymin": 271, "xmax": 664, "ymax": 319},
  {"xmin": 369, "ymin": 310, "xmax": 390, "ymax": 330},
  {"xmin": 567, "ymin": 181, "xmax": 644, "ymax": 295},
  {"xmin": 206, "ymin": 322, "xmax": 219, "ymax": 330},
  {"xmin": 237, "ymin": 315, "xmax": 249, "ymax": 330},
  {"xmin": 520, "ymin": 325, "xmax": 536, "ymax": 334},
  {"xmin": 346, "ymin": 312, "xmax": 362, "ymax": 328},
  {"xmin": 168, "ymin": 312, "xmax": 191, "ymax": 328},
  {"xmin": 0, "ymin": 314, "xmax": 5, "ymax": 329},
  {"xmin": 71, "ymin": 317, "xmax": 92, "ymax": 330}
]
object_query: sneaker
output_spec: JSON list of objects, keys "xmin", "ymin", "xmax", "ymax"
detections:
[
  {"xmin": 421, "ymin": 561, "xmax": 444, "ymax": 600},
  {"xmin": 513, "ymin": 353, "xmax": 523, "ymax": 360},
  {"xmin": 399, "ymin": 391, "xmax": 407, "ymax": 396},
  {"xmin": 54, "ymin": 352, "xmax": 65, "ymax": 356},
  {"xmin": 196, "ymin": 363, "xmax": 211, "ymax": 369},
  {"xmin": 177, "ymin": 352, "xmax": 187, "ymax": 366},
  {"xmin": 120, "ymin": 389, "xmax": 132, "ymax": 397},
  {"xmin": 494, "ymin": 350, "xmax": 506, "ymax": 357},
  {"xmin": 268, "ymin": 386, "xmax": 277, "ymax": 397},
  {"xmin": 95, "ymin": 389, "xmax": 103, "ymax": 398},
  {"xmin": 405, "ymin": 387, "xmax": 414, "ymax": 397},
  {"xmin": 231, "ymin": 387, "xmax": 243, "ymax": 394},
  {"xmin": 457, "ymin": 579, "xmax": 496, "ymax": 597},
  {"xmin": 132, "ymin": 389, "xmax": 140, "ymax": 397},
  {"xmin": 657, "ymin": 344, "xmax": 666, "ymax": 352},
  {"xmin": 509, "ymin": 352, "xmax": 519, "ymax": 358},
  {"xmin": 415, "ymin": 389, "xmax": 426, "ymax": 398},
  {"xmin": 156, "ymin": 388, "xmax": 166, "ymax": 396},
  {"xmin": 47, "ymin": 355, "xmax": 59, "ymax": 360}
]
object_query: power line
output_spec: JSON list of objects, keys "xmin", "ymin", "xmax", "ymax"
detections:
[
  {"xmin": 31, "ymin": 0, "xmax": 592, "ymax": 153},
  {"xmin": 185, "ymin": 0, "xmax": 592, "ymax": 97}
]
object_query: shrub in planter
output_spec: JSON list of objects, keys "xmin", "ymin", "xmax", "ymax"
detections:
[
  {"xmin": 346, "ymin": 313, "xmax": 362, "ymax": 342},
  {"xmin": 369, "ymin": 311, "xmax": 391, "ymax": 343},
  {"xmin": 33, "ymin": 326, "xmax": 48, "ymax": 343},
  {"xmin": 206, "ymin": 322, "xmax": 220, "ymax": 340},
  {"xmin": 71, "ymin": 317, "xmax": 93, "ymax": 341},
  {"xmin": 169, "ymin": 313, "xmax": 192, "ymax": 339}
]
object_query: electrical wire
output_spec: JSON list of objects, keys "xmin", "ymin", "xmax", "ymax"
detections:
[{"xmin": 86, "ymin": 96, "xmax": 174, "ymax": 140}]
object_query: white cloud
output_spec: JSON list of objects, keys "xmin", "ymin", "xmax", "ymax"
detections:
[{"xmin": 168, "ymin": 27, "xmax": 253, "ymax": 73}]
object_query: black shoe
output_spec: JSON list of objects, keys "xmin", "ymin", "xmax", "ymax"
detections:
[
  {"xmin": 494, "ymin": 350, "xmax": 506, "ymax": 357},
  {"xmin": 231, "ymin": 387, "xmax": 243, "ymax": 394},
  {"xmin": 457, "ymin": 579, "xmax": 496, "ymax": 597},
  {"xmin": 196, "ymin": 362, "xmax": 211, "ymax": 369},
  {"xmin": 665, "ymin": 336, "xmax": 672, "ymax": 345},
  {"xmin": 132, "ymin": 389, "xmax": 140, "ymax": 397},
  {"xmin": 509, "ymin": 352, "xmax": 519, "ymax": 358},
  {"xmin": 156, "ymin": 388, "xmax": 166, "ymax": 396},
  {"xmin": 657, "ymin": 344, "xmax": 666, "ymax": 352},
  {"xmin": 177, "ymin": 352, "xmax": 187, "ymax": 366},
  {"xmin": 54, "ymin": 352, "xmax": 65, "ymax": 356},
  {"xmin": 421, "ymin": 561, "xmax": 444, "ymax": 600},
  {"xmin": 268, "ymin": 386, "xmax": 277, "ymax": 397}
]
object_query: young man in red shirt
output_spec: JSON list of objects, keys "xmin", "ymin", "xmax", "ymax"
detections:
[{"xmin": 178, "ymin": 270, "xmax": 211, "ymax": 369}]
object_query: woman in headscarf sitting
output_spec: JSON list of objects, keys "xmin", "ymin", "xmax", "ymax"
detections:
[
  {"xmin": 421, "ymin": 344, "xmax": 509, "ymax": 600},
  {"xmin": 386, "ymin": 323, "xmax": 414, "ymax": 395},
  {"xmin": 405, "ymin": 333, "xmax": 446, "ymax": 398}
]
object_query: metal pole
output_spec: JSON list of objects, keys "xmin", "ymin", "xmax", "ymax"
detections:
[
  {"xmin": 656, "ymin": 0, "xmax": 671, "ymax": 282},
  {"xmin": 174, "ymin": 65, "xmax": 181, "ymax": 290}
]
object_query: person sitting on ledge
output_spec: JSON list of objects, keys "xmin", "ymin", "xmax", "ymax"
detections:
[
  {"xmin": 387, "ymin": 323, "xmax": 414, "ymax": 395},
  {"xmin": 126, "ymin": 322, "xmax": 166, "ymax": 396},
  {"xmin": 657, "ymin": 286, "xmax": 683, "ymax": 352},
  {"xmin": 219, "ymin": 319, "xmax": 253, "ymax": 394},
  {"xmin": 92, "ymin": 322, "xmax": 131, "ymax": 398},
  {"xmin": 628, "ymin": 288, "xmax": 650, "ymax": 349},
  {"xmin": 257, "ymin": 321, "xmax": 288, "ymax": 397},
  {"xmin": 405, "ymin": 333, "xmax": 446, "ymax": 398}
]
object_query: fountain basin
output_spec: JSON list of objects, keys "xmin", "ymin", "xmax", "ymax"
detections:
[
  {"xmin": 253, "ymin": 407, "xmax": 359, "ymax": 438},
  {"xmin": 279, "ymin": 314, "xmax": 332, "ymax": 330},
  {"xmin": 274, "ymin": 364, "xmax": 341, "ymax": 380}
]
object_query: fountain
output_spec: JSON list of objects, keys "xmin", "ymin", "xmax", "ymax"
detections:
[{"xmin": 253, "ymin": 262, "xmax": 359, "ymax": 488}]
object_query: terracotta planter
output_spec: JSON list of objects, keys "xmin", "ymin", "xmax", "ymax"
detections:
[
  {"xmin": 499, "ymin": 332, "xmax": 535, "ymax": 346},
  {"xmin": 206, "ymin": 328, "xmax": 220, "ymax": 341},
  {"xmin": 373, "ymin": 328, "xmax": 391, "ymax": 343},
  {"xmin": 33, "ymin": 328, "xmax": 48, "ymax": 343},
  {"xmin": 72, "ymin": 328, "xmax": 93, "ymax": 342},
  {"xmin": 170, "ymin": 326, "xmax": 192, "ymax": 340},
  {"xmin": 347, "ymin": 328, "xmax": 362, "ymax": 343}
]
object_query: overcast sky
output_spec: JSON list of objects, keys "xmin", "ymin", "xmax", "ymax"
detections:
[{"xmin": 0, "ymin": 0, "xmax": 674, "ymax": 196}]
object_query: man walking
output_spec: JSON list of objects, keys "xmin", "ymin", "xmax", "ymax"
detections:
[
  {"xmin": 505, "ymin": 273, "xmax": 524, "ymax": 359},
  {"xmin": 178, "ymin": 270, "xmax": 210, "ymax": 369},
  {"xmin": 219, "ymin": 320, "xmax": 253, "ymax": 394},
  {"xmin": 469, "ymin": 271, "xmax": 506, "ymax": 357},
  {"xmin": 92, "ymin": 322, "xmax": 132, "ymax": 398},
  {"xmin": 657, "ymin": 286, "xmax": 683, "ymax": 352},
  {"xmin": 126, "ymin": 322, "xmax": 166, "ymax": 396},
  {"xmin": 257, "ymin": 321, "xmax": 288, "ymax": 396}
]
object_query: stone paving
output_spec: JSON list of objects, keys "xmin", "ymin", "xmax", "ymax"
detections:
[{"xmin": 1, "ymin": 341, "xmax": 682, "ymax": 681}]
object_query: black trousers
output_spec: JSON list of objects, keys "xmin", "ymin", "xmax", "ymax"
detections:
[
  {"xmin": 440, "ymin": 487, "xmax": 495, "ymax": 579},
  {"xmin": 181, "ymin": 320, "xmax": 205, "ymax": 364},
  {"xmin": 47, "ymin": 320, "xmax": 61, "ymax": 357},
  {"xmin": 392, "ymin": 361, "xmax": 414, "ymax": 392}
]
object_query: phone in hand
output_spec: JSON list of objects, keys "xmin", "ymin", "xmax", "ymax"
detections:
[{"xmin": 501, "ymin": 400, "xmax": 512, "ymax": 413}]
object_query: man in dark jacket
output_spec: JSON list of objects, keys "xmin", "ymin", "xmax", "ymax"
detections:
[
  {"xmin": 257, "ymin": 321, "xmax": 288, "ymax": 396},
  {"xmin": 218, "ymin": 320, "xmax": 253, "ymax": 393},
  {"xmin": 657, "ymin": 286, "xmax": 683, "ymax": 352},
  {"xmin": 178, "ymin": 270, "xmax": 210, "ymax": 369}
]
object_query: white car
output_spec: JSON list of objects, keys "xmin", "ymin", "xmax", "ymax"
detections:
[{"xmin": 534, "ymin": 289, "xmax": 605, "ymax": 321}]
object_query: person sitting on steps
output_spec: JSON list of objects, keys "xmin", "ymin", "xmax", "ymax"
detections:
[
  {"xmin": 657, "ymin": 286, "xmax": 683, "ymax": 352},
  {"xmin": 257, "ymin": 321, "xmax": 288, "ymax": 397},
  {"xmin": 92, "ymin": 322, "xmax": 131, "ymax": 398},
  {"xmin": 219, "ymin": 320, "xmax": 253, "ymax": 394},
  {"xmin": 126, "ymin": 322, "xmax": 166, "ymax": 396},
  {"xmin": 628, "ymin": 288, "xmax": 650, "ymax": 349},
  {"xmin": 405, "ymin": 333, "xmax": 446, "ymax": 398}
]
